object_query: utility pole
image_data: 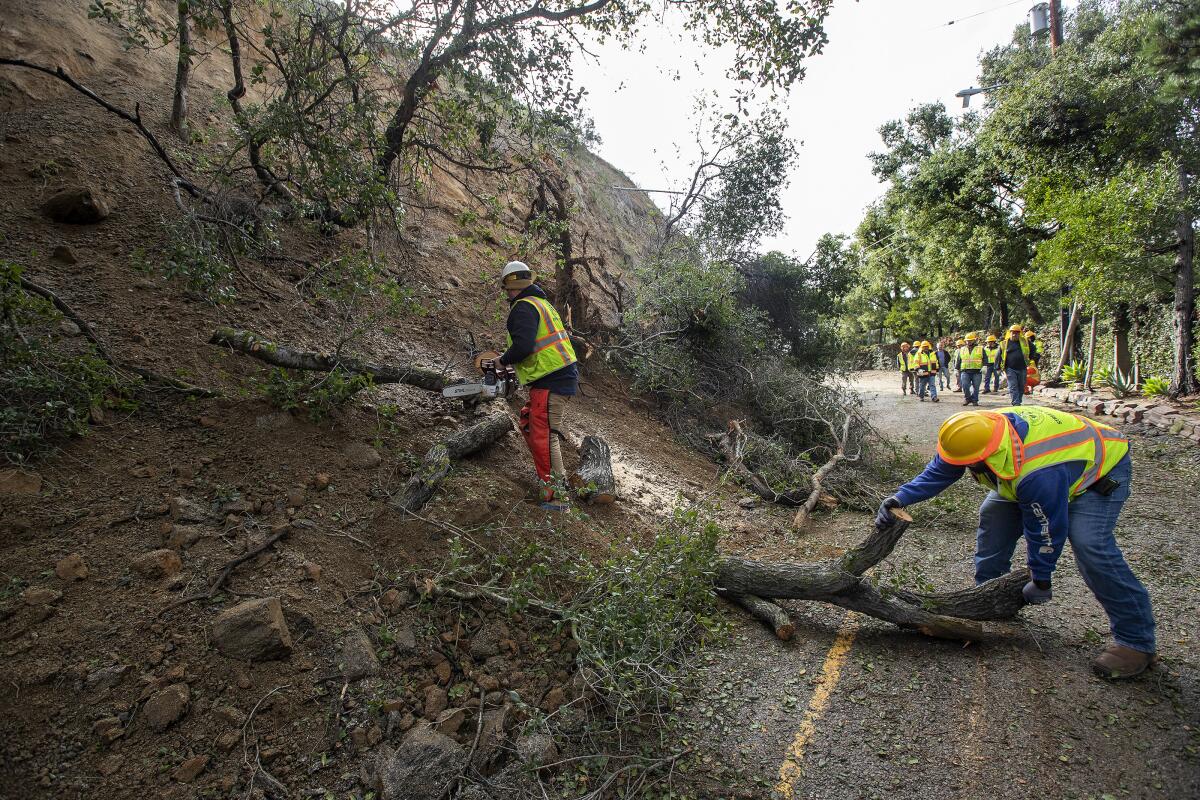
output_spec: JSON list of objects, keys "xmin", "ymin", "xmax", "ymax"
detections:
[{"xmin": 1048, "ymin": 0, "xmax": 1063, "ymax": 53}]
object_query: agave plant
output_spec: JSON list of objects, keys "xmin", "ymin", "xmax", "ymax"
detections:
[
  {"xmin": 1104, "ymin": 367, "xmax": 1135, "ymax": 398},
  {"xmin": 1142, "ymin": 376, "xmax": 1170, "ymax": 397},
  {"xmin": 1094, "ymin": 365, "xmax": 1113, "ymax": 385},
  {"xmin": 1061, "ymin": 360, "xmax": 1085, "ymax": 384}
]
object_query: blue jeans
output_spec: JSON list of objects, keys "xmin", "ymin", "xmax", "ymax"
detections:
[
  {"xmin": 973, "ymin": 456, "xmax": 1155, "ymax": 653},
  {"xmin": 984, "ymin": 364, "xmax": 1000, "ymax": 392},
  {"xmin": 918, "ymin": 375, "xmax": 937, "ymax": 398},
  {"xmin": 961, "ymin": 370, "xmax": 982, "ymax": 403},
  {"xmin": 938, "ymin": 367, "xmax": 952, "ymax": 388},
  {"xmin": 1005, "ymin": 367, "xmax": 1025, "ymax": 405}
]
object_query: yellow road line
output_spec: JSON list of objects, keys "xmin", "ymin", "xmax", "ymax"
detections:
[{"xmin": 775, "ymin": 613, "xmax": 859, "ymax": 798}]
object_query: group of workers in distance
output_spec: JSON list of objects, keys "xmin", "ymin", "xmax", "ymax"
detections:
[{"xmin": 897, "ymin": 324, "xmax": 1045, "ymax": 406}]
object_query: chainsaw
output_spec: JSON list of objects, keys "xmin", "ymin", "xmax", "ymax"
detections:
[{"xmin": 442, "ymin": 351, "xmax": 518, "ymax": 401}]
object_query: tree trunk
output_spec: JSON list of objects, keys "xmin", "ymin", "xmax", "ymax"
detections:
[
  {"xmin": 208, "ymin": 327, "xmax": 459, "ymax": 392},
  {"xmin": 1113, "ymin": 303, "xmax": 1132, "ymax": 378},
  {"xmin": 1083, "ymin": 313, "xmax": 1097, "ymax": 389},
  {"xmin": 1020, "ymin": 294, "xmax": 1045, "ymax": 326},
  {"xmin": 170, "ymin": 1, "xmax": 192, "ymax": 137},
  {"xmin": 1047, "ymin": 301, "xmax": 1081, "ymax": 384},
  {"xmin": 999, "ymin": 300, "xmax": 1010, "ymax": 329},
  {"xmin": 392, "ymin": 413, "xmax": 514, "ymax": 513},
  {"xmin": 716, "ymin": 510, "xmax": 1028, "ymax": 642},
  {"xmin": 1170, "ymin": 165, "xmax": 1197, "ymax": 398},
  {"xmin": 717, "ymin": 591, "xmax": 794, "ymax": 641},
  {"xmin": 571, "ymin": 436, "xmax": 616, "ymax": 504}
]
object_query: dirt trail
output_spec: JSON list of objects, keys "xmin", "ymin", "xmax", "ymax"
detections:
[{"xmin": 689, "ymin": 371, "xmax": 1200, "ymax": 799}]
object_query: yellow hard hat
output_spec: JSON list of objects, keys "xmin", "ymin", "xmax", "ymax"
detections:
[
  {"xmin": 955, "ymin": 339, "xmax": 965, "ymax": 346},
  {"xmin": 965, "ymin": 332, "xmax": 979, "ymax": 341},
  {"xmin": 920, "ymin": 340, "xmax": 932, "ymax": 348},
  {"xmin": 1009, "ymin": 324, "xmax": 1023, "ymax": 333},
  {"xmin": 937, "ymin": 411, "xmax": 1006, "ymax": 466},
  {"xmin": 986, "ymin": 334, "xmax": 998, "ymax": 343},
  {"xmin": 1024, "ymin": 330, "xmax": 1036, "ymax": 339}
]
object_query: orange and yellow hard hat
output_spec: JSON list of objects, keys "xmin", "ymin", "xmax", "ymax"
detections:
[{"xmin": 937, "ymin": 411, "xmax": 1006, "ymax": 466}]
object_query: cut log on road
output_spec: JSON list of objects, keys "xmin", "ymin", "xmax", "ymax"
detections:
[
  {"xmin": 718, "ymin": 591, "xmax": 795, "ymax": 641},
  {"xmin": 209, "ymin": 327, "xmax": 457, "ymax": 392},
  {"xmin": 571, "ymin": 435, "xmax": 616, "ymax": 504},
  {"xmin": 392, "ymin": 413, "xmax": 513, "ymax": 513},
  {"xmin": 717, "ymin": 509, "xmax": 1028, "ymax": 641}
]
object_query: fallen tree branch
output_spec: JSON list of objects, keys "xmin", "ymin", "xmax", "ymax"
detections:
[
  {"xmin": 716, "ymin": 420, "xmax": 807, "ymax": 505},
  {"xmin": 158, "ymin": 525, "xmax": 291, "ymax": 615},
  {"xmin": 0, "ymin": 58, "xmax": 199, "ymax": 196},
  {"xmin": 209, "ymin": 327, "xmax": 457, "ymax": 392},
  {"xmin": 717, "ymin": 590, "xmax": 794, "ymax": 641},
  {"xmin": 793, "ymin": 413, "xmax": 853, "ymax": 528},
  {"xmin": 392, "ymin": 413, "xmax": 514, "ymax": 513},
  {"xmin": 717, "ymin": 510, "xmax": 1027, "ymax": 642},
  {"xmin": 19, "ymin": 277, "xmax": 219, "ymax": 397}
]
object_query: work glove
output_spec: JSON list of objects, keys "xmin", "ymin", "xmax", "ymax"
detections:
[
  {"xmin": 1022, "ymin": 579, "xmax": 1052, "ymax": 605},
  {"xmin": 875, "ymin": 496, "xmax": 901, "ymax": 528}
]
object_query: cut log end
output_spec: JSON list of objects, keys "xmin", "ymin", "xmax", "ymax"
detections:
[{"xmin": 572, "ymin": 435, "xmax": 616, "ymax": 504}]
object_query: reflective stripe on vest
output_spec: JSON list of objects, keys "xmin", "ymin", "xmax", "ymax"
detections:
[
  {"xmin": 959, "ymin": 345, "xmax": 984, "ymax": 370},
  {"xmin": 898, "ymin": 352, "xmax": 918, "ymax": 370},
  {"xmin": 507, "ymin": 296, "xmax": 577, "ymax": 386},
  {"xmin": 973, "ymin": 407, "xmax": 1129, "ymax": 501}
]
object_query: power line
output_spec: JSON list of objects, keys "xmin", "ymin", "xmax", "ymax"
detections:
[{"xmin": 925, "ymin": 0, "xmax": 1027, "ymax": 31}]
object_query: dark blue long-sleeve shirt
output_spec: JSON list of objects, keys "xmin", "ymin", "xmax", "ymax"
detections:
[
  {"xmin": 498, "ymin": 285, "xmax": 578, "ymax": 395},
  {"xmin": 892, "ymin": 413, "xmax": 1084, "ymax": 582}
]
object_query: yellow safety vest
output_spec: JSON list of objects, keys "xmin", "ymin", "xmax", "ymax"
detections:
[
  {"xmin": 983, "ymin": 345, "xmax": 1000, "ymax": 365},
  {"xmin": 967, "ymin": 407, "xmax": 1129, "ymax": 502},
  {"xmin": 916, "ymin": 351, "xmax": 938, "ymax": 373},
  {"xmin": 506, "ymin": 296, "xmax": 577, "ymax": 386},
  {"xmin": 897, "ymin": 351, "xmax": 918, "ymax": 371},
  {"xmin": 999, "ymin": 334, "xmax": 1030, "ymax": 367},
  {"xmin": 958, "ymin": 345, "xmax": 984, "ymax": 370}
]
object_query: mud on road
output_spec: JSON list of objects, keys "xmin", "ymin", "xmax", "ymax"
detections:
[{"xmin": 688, "ymin": 371, "xmax": 1200, "ymax": 800}]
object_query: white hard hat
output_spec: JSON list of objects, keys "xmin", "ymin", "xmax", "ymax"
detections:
[{"xmin": 501, "ymin": 260, "xmax": 534, "ymax": 288}]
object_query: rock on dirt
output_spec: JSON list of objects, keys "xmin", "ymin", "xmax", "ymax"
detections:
[
  {"xmin": 143, "ymin": 683, "xmax": 190, "ymax": 731},
  {"xmin": 85, "ymin": 664, "xmax": 129, "ymax": 692},
  {"xmin": 130, "ymin": 549, "xmax": 183, "ymax": 579},
  {"xmin": 41, "ymin": 186, "xmax": 111, "ymax": 224},
  {"xmin": 340, "ymin": 627, "xmax": 381, "ymax": 680},
  {"xmin": 169, "ymin": 496, "xmax": 216, "ymax": 524},
  {"xmin": 344, "ymin": 442, "xmax": 382, "ymax": 469},
  {"xmin": 469, "ymin": 622, "xmax": 506, "ymax": 660},
  {"xmin": 55, "ymin": 553, "xmax": 89, "ymax": 581},
  {"xmin": 0, "ymin": 469, "xmax": 42, "ymax": 495},
  {"xmin": 173, "ymin": 754, "xmax": 209, "ymax": 783},
  {"xmin": 164, "ymin": 525, "xmax": 205, "ymax": 550},
  {"xmin": 21, "ymin": 586, "xmax": 62, "ymax": 606},
  {"xmin": 434, "ymin": 707, "xmax": 468, "ymax": 735},
  {"xmin": 516, "ymin": 733, "xmax": 558, "ymax": 773},
  {"xmin": 471, "ymin": 705, "xmax": 513, "ymax": 775},
  {"xmin": 375, "ymin": 726, "xmax": 465, "ymax": 800},
  {"xmin": 423, "ymin": 685, "xmax": 448, "ymax": 720},
  {"xmin": 51, "ymin": 244, "xmax": 79, "ymax": 265},
  {"xmin": 210, "ymin": 597, "xmax": 293, "ymax": 661}
]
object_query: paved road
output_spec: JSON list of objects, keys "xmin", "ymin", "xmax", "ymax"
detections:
[{"xmin": 690, "ymin": 370, "xmax": 1200, "ymax": 800}]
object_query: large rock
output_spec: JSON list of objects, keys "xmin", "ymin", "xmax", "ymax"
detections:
[
  {"xmin": 55, "ymin": 553, "xmax": 89, "ymax": 581},
  {"xmin": 211, "ymin": 598, "xmax": 293, "ymax": 661},
  {"xmin": 340, "ymin": 627, "xmax": 381, "ymax": 680},
  {"xmin": 344, "ymin": 442, "xmax": 382, "ymax": 469},
  {"xmin": 144, "ymin": 683, "xmax": 190, "ymax": 731},
  {"xmin": 131, "ymin": 549, "xmax": 182, "ymax": 579},
  {"xmin": 42, "ymin": 187, "xmax": 111, "ymax": 224},
  {"xmin": 470, "ymin": 705, "xmax": 513, "ymax": 776},
  {"xmin": 375, "ymin": 726, "xmax": 465, "ymax": 800}
]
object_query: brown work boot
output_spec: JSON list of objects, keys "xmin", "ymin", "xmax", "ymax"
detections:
[{"xmin": 1093, "ymin": 645, "xmax": 1157, "ymax": 679}]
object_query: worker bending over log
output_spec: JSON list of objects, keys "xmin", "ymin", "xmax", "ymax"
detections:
[{"xmin": 877, "ymin": 406, "xmax": 1157, "ymax": 679}]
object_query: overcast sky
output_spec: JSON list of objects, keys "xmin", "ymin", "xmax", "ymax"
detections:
[{"xmin": 575, "ymin": 0, "xmax": 1076, "ymax": 259}]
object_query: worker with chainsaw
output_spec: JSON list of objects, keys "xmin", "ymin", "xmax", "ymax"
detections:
[
  {"xmin": 915, "ymin": 341, "xmax": 940, "ymax": 402},
  {"xmin": 955, "ymin": 333, "xmax": 986, "ymax": 406},
  {"xmin": 982, "ymin": 334, "xmax": 1001, "ymax": 394},
  {"xmin": 999, "ymin": 324, "xmax": 1032, "ymax": 405},
  {"xmin": 897, "ymin": 342, "xmax": 918, "ymax": 396},
  {"xmin": 876, "ymin": 407, "xmax": 1156, "ymax": 679},
  {"xmin": 497, "ymin": 261, "xmax": 578, "ymax": 510}
]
